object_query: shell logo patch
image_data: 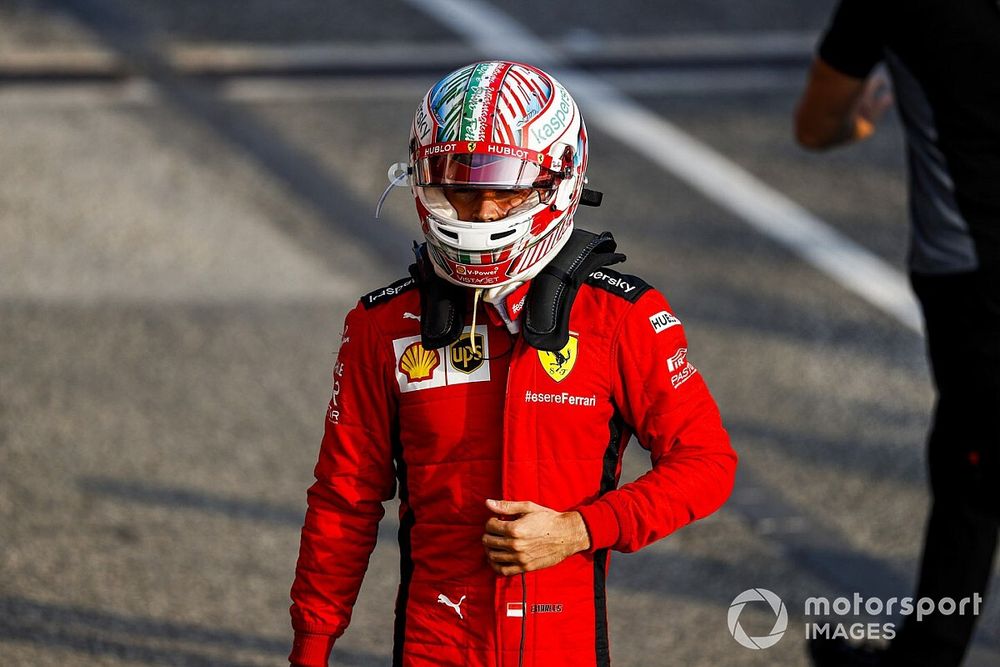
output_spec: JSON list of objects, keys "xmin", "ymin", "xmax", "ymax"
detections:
[
  {"xmin": 399, "ymin": 341, "xmax": 440, "ymax": 382},
  {"xmin": 393, "ymin": 326, "xmax": 491, "ymax": 393},
  {"xmin": 538, "ymin": 334, "xmax": 578, "ymax": 383}
]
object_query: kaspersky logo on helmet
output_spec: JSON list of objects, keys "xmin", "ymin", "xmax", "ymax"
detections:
[
  {"xmin": 530, "ymin": 85, "xmax": 574, "ymax": 143},
  {"xmin": 414, "ymin": 62, "xmax": 586, "ymax": 291}
]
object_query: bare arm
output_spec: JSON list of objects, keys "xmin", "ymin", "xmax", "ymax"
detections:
[{"xmin": 794, "ymin": 58, "xmax": 893, "ymax": 150}]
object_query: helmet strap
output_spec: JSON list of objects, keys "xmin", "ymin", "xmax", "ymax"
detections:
[{"xmin": 469, "ymin": 288, "xmax": 483, "ymax": 356}]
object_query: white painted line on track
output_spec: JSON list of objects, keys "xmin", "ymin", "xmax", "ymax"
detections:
[
  {"xmin": 561, "ymin": 29, "xmax": 817, "ymax": 60},
  {"xmin": 0, "ymin": 32, "xmax": 813, "ymax": 74},
  {"xmin": 0, "ymin": 31, "xmax": 813, "ymax": 78},
  {"xmin": 211, "ymin": 68, "xmax": 802, "ymax": 101},
  {"xmin": 166, "ymin": 31, "xmax": 814, "ymax": 70},
  {"xmin": 0, "ymin": 69, "xmax": 802, "ymax": 109},
  {"xmin": 0, "ymin": 79, "xmax": 160, "ymax": 108},
  {"xmin": 404, "ymin": 0, "xmax": 923, "ymax": 334},
  {"xmin": 0, "ymin": 48, "xmax": 123, "ymax": 73}
]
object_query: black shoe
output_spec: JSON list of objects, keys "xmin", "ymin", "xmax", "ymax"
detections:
[{"xmin": 808, "ymin": 636, "xmax": 887, "ymax": 667}]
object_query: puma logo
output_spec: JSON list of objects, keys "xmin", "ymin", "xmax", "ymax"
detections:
[
  {"xmin": 436, "ymin": 593, "xmax": 467, "ymax": 619},
  {"xmin": 403, "ymin": 312, "xmax": 421, "ymax": 321}
]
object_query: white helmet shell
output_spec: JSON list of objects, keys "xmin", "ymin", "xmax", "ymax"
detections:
[{"xmin": 409, "ymin": 61, "xmax": 589, "ymax": 288}]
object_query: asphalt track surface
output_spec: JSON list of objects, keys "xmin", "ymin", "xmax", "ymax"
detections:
[{"xmin": 1, "ymin": 1, "xmax": 998, "ymax": 666}]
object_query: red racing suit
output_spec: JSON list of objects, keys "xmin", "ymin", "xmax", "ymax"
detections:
[{"xmin": 289, "ymin": 265, "xmax": 737, "ymax": 667}]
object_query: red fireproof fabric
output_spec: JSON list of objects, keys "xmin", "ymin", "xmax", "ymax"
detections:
[{"xmin": 289, "ymin": 272, "xmax": 737, "ymax": 667}]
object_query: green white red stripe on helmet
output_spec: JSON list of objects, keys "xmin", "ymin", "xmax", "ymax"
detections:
[
  {"xmin": 459, "ymin": 62, "xmax": 511, "ymax": 142},
  {"xmin": 427, "ymin": 62, "xmax": 555, "ymax": 145},
  {"xmin": 410, "ymin": 61, "xmax": 588, "ymax": 289}
]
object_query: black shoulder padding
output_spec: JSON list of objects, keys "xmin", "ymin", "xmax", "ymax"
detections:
[
  {"xmin": 585, "ymin": 267, "xmax": 651, "ymax": 303},
  {"xmin": 361, "ymin": 275, "xmax": 418, "ymax": 309},
  {"xmin": 522, "ymin": 229, "xmax": 625, "ymax": 351},
  {"xmin": 409, "ymin": 244, "xmax": 467, "ymax": 349}
]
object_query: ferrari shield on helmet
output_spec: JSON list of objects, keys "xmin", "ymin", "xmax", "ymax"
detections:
[{"xmin": 409, "ymin": 61, "xmax": 591, "ymax": 288}]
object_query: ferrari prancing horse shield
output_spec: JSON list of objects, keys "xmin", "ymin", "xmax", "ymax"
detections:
[{"xmin": 538, "ymin": 335, "xmax": 578, "ymax": 382}]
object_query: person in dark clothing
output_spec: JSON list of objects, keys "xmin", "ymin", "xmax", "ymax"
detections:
[{"xmin": 794, "ymin": 1, "xmax": 1000, "ymax": 665}]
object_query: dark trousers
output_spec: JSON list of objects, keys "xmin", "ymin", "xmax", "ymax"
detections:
[{"xmin": 888, "ymin": 271, "xmax": 1000, "ymax": 667}]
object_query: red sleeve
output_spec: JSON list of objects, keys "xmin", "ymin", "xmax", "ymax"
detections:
[
  {"xmin": 289, "ymin": 303, "xmax": 397, "ymax": 666},
  {"xmin": 576, "ymin": 289, "xmax": 737, "ymax": 553}
]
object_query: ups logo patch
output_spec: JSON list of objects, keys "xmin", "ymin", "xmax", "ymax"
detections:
[
  {"xmin": 538, "ymin": 335, "xmax": 578, "ymax": 383},
  {"xmin": 450, "ymin": 334, "xmax": 485, "ymax": 374}
]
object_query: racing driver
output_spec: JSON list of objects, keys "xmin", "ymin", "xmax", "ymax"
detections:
[{"xmin": 288, "ymin": 61, "xmax": 738, "ymax": 667}]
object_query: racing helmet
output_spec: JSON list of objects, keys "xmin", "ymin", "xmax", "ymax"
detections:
[{"xmin": 409, "ymin": 61, "xmax": 590, "ymax": 288}]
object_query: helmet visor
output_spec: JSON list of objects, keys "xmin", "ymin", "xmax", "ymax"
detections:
[{"xmin": 415, "ymin": 153, "xmax": 559, "ymax": 190}]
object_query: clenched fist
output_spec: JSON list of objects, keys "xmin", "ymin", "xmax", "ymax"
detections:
[{"xmin": 482, "ymin": 499, "xmax": 592, "ymax": 576}]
